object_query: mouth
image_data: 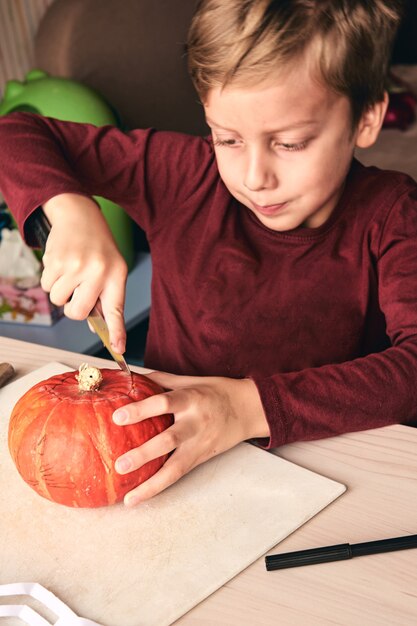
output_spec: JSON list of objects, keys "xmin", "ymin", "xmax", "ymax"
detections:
[{"xmin": 252, "ymin": 202, "xmax": 287, "ymax": 217}]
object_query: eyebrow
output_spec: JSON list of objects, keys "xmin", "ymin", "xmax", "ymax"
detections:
[{"xmin": 205, "ymin": 116, "xmax": 318, "ymax": 133}]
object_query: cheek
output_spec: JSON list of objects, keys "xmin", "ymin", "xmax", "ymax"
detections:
[
  {"xmin": 214, "ymin": 150, "xmax": 240, "ymax": 186},
  {"xmin": 302, "ymin": 138, "xmax": 353, "ymax": 189}
]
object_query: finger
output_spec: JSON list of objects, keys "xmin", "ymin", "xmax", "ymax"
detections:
[
  {"xmin": 40, "ymin": 265, "xmax": 61, "ymax": 293},
  {"xmin": 115, "ymin": 425, "xmax": 179, "ymax": 475},
  {"xmin": 47, "ymin": 275, "xmax": 79, "ymax": 307},
  {"xmin": 123, "ymin": 450, "xmax": 190, "ymax": 506},
  {"xmin": 63, "ymin": 282, "xmax": 102, "ymax": 320},
  {"xmin": 112, "ymin": 388, "xmax": 188, "ymax": 425}
]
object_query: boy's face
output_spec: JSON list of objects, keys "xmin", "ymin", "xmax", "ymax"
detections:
[{"xmin": 204, "ymin": 64, "xmax": 374, "ymax": 231}]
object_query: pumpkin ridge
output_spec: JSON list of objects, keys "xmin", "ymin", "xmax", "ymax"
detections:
[
  {"xmin": 9, "ymin": 386, "xmax": 61, "ymax": 442},
  {"xmin": 33, "ymin": 401, "xmax": 68, "ymax": 500},
  {"xmin": 10, "ymin": 389, "xmax": 68, "ymax": 497},
  {"xmin": 90, "ymin": 396, "xmax": 118, "ymax": 505}
]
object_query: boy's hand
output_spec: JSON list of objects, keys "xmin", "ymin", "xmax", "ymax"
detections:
[
  {"xmin": 40, "ymin": 193, "xmax": 128, "ymax": 353},
  {"xmin": 113, "ymin": 373, "xmax": 270, "ymax": 506}
]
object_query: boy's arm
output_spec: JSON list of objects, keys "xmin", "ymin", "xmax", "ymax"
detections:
[
  {"xmin": 0, "ymin": 112, "xmax": 144, "ymax": 240},
  {"xmin": 252, "ymin": 340, "xmax": 417, "ymax": 448},
  {"xmin": 0, "ymin": 111, "xmax": 213, "ymax": 243},
  {"xmin": 0, "ymin": 113, "xmax": 141, "ymax": 349}
]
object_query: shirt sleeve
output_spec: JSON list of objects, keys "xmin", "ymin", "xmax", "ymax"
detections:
[
  {"xmin": 252, "ymin": 187, "xmax": 417, "ymax": 449},
  {"xmin": 0, "ymin": 112, "xmax": 214, "ymax": 245}
]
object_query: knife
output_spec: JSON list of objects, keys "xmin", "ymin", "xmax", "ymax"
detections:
[
  {"xmin": 29, "ymin": 208, "xmax": 131, "ymax": 375},
  {"xmin": 0, "ymin": 362, "xmax": 15, "ymax": 388}
]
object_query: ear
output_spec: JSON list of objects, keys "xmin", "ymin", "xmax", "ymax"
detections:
[{"xmin": 355, "ymin": 92, "xmax": 389, "ymax": 149}]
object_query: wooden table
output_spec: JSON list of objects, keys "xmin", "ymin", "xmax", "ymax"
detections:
[{"xmin": 2, "ymin": 336, "xmax": 417, "ymax": 625}]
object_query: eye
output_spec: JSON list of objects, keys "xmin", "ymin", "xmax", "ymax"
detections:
[
  {"xmin": 277, "ymin": 140, "xmax": 308, "ymax": 152},
  {"xmin": 213, "ymin": 137, "xmax": 241, "ymax": 147}
]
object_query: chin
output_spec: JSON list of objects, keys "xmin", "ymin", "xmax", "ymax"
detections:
[{"xmin": 251, "ymin": 207, "xmax": 297, "ymax": 229}]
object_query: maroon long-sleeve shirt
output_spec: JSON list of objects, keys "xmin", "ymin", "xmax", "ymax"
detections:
[{"xmin": 1, "ymin": 112, "xmax": 417, "ymax": 447}]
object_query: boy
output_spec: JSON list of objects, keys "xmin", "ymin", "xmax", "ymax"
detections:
[{"xmin": 0, "ymin": 0, "xmax": 414, "ymax": 507}]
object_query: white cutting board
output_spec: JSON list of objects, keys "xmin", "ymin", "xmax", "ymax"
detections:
[{"xmin": 0, "ymin": 363, "xmax": 346, "ymax": 626}]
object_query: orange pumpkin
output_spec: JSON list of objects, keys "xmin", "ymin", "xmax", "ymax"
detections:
[{"xmin": 8, "ymin": 365, "xmax": 173, "ymax": 507}]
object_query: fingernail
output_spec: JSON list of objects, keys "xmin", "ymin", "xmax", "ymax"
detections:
[
  {"xmin": 116, "ymin": 457, "xmax": 131, "ymax": 473},
  {"xmin": 113, "ymin": 409, "xmax": 128, "ymax": 424}
]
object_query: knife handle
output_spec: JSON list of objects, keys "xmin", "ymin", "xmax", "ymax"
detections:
[
  {"xmin": 0, "ymin": 363, "xmax": 15, "ymax": 388},
  {"xmin": 26, "ymin": 207, "xmax": 52, "ymax": 250}
]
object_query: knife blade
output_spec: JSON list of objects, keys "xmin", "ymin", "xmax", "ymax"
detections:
[
  {"xmin": 29, "ymin": 208, "xmax": 131, "ymax": 375},
  {"xmin": 87, "ymin": 307, "xmax": 131, "ymax": 375}
]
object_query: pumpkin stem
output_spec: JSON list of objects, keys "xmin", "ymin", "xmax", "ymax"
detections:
[{"xmin": 76, "ymin": 363, "xmax": 103, "ymax": 391}]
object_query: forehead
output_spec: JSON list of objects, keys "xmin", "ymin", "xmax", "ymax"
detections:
[{"xmin": 204, "ymin": 63, "xmax": 351, "ymax": 134}]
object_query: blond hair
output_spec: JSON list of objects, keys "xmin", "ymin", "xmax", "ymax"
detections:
[{"xmin": 187, "ymin": 0, "xmax": 403, "ymax": 125}]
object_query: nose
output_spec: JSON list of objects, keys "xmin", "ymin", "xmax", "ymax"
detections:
[{"xmin": 243, "ymin": 147, "xmax": 276, "ymax": 191}]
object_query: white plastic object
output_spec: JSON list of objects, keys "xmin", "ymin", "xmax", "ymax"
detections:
[{"xmin": 0, "ymin": 583, "xmax": 103, "ymax": 625}]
